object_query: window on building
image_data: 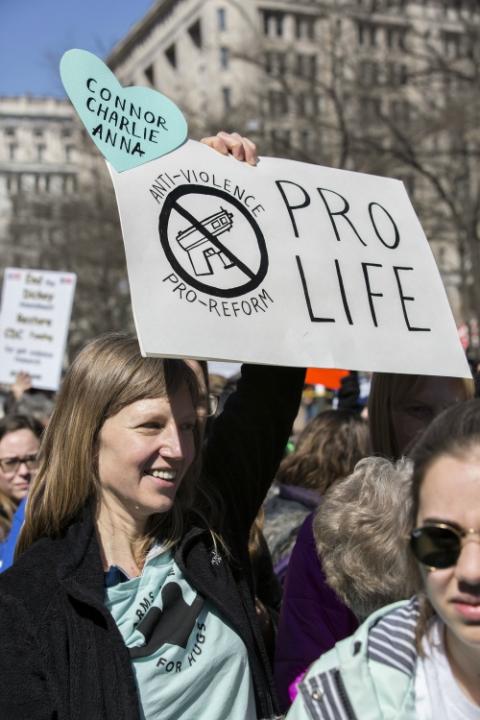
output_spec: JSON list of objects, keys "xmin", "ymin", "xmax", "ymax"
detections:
[
  {"xmin": 222, "ymin": 86, "xmax": 231, "ymax": 112},
  {"xmin": 36, "ymin": 144, "xmax": 46, "ymax": 162},
  {"xmin": 386, "ymin": 26, "xmax": 407, "ymax": 51},
  {"xmin": 8, "ymin": 143, "xmax": 18, "ymax": 161},
  {"xmin": 300, "ymin": 128, "xmax": 312, "ymax": 151},
  {"xmin": 264, "ymin": 51, "xmax": 286, "ymax": 76},
  {"xmin": 269, "ymin": 90, "xmax": 288, "ymax": 116},
  {"xmin": 144, "ymin": 64, "xmax": 155, "ymax": 85},
  {"xmin": 359, "ymin": 60, "xmax": 379, "ymax": 86},
  {"xmin": 4, "ymin": 127, "xmax": 15, "ymax": 137},
  {"xmin": 33, "ymin": 127, "xmax": 44, "ymax": 137},
  {"xmin": 165, "ymin": 44, "xmax": 177, "ymax": 69},
  {"xmin": 296, "ymin": 93, "xmax": 306, "ymax": 116},
  {"xmin": 61, "ymin": 127, "xmax": 72, "ymax": 138},
  {"xmin": 188, "ymin": 19, "xmax": 202, "ymax": 48},
  {"xmin": 271, "ymin": 128, "xmax": 291, "ymax": 149},
  {"xmin": 220, "ymin": 46, "xmax": 230, "ymax": 69},
  {"xmin": 217, "ymin": 7, "xmax": 226, "ymax": 31},
  {"xmin": 263, "ymin": 10, "xmax": 284, "ymax": 37},
  {"xmin": 296, "ymin": 53, "xmax": 317, "ymax": 79},
  {"xmin": 295, "ymin": 14, "xmax": 315, "ymax": 40},
  {"xmin": 65, "ymin": 145, "xmax": 75, "ymax": 163},
  {"xmin": 357, "ymin": 21, "xmax": 377, "ymax": 47}
]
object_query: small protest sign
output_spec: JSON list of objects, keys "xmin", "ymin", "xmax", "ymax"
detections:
[
  {"xmin": 60, "ymin": 49, "xmax": 188, "ymax": 172},
  {"xmin": 108, "ymin": 140, "xmax": 469, "ymax": 378},
  {"xmin": 0, "ymin": 268, "xmax": 76, "ymax": 391}
]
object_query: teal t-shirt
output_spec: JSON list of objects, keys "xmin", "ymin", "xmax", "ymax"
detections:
[{"xmin": 105, "ymin": 545, "xmax": 257, "ymax": 720}]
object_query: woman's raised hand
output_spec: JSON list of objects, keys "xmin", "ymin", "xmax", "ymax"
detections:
[{"xmin": 200, "ymin": 131, "xmax": 258, "ymax": 166}]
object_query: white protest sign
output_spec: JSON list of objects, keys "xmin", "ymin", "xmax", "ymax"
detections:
[
  {"xmin": 109, "ymin": 140, "xmax": 470, "ymax": 377},
  {"xmin": 0, "ymin": 268, "xmax": 76, "ymax": 391}
]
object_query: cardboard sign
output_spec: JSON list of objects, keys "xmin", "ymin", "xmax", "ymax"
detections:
[
  {"xmin": 109, "ymin": 140, "xmax": 470, "ymax": 378},
  {"xmin": 0, "ymin": 269, "xmax": 76, "ymax": 391},
  {"xmin": 60, "ymin": 49, "xmax": 188, "ymax": 172}
]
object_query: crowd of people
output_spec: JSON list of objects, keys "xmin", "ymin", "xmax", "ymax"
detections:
[{"xmin": 0, "ymin": 133, "xmax": 479, "ymax": 719}]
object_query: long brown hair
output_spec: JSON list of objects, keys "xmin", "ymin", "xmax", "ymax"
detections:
[{"xmin": 17, "ymin": 332, "xmax": 206, "ymax": 558}]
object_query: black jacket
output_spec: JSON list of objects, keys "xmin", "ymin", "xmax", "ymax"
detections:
[{"xmin": 0, "ymin": 364, "xmax": 304, "ymax": 720}]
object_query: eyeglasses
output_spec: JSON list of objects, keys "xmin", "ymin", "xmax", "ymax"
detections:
[
  {"xmin": 410, "ymin": 523, "xmax": 480, "ymax": 569},
  {"xmin": 198, "ymin": 393, "xmax": 219, "ymax": 418},
  {"xmin": 0, "ymin": 454, "xmax": 39, "ymax": 474}
]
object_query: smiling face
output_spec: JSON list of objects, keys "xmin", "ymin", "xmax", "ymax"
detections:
[
  {"xmin": 97, "ymin": 381, "xmax": 197, "ymax": 523},
  {"xmin": 0, "ymin": 428, "xmax": 41, "ymax": 504},
  {"xmin": 417, "ymin": 453, "xmax": 480, "ymax": 659}
]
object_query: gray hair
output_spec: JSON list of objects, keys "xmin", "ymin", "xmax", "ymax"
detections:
[{"xmin": 313, "ymin": 456, "xmax": 419, "ymax": 621}]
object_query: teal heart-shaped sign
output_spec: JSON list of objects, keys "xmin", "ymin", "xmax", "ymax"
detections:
[{"xmin": 60, "ymin": 49, "xmax": 188, "ymax": 172}]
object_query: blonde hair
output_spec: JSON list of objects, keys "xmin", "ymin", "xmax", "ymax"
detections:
[
  {"xmin": 314, "ymin": 456, "xmax": 419, "ymax": 621},
  {"xmin": 17, "ymin": 332, "xmax": 207, "ymax": 560}
]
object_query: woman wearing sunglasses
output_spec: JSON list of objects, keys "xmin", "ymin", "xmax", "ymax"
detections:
[{"xmin": 287, "ymin": 398, "xmax": 480, "ymax": 719}]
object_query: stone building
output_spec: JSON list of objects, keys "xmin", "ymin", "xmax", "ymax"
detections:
[
  {"xmin": 107, "ymin": 0, "xmax": 480, "ymax": 327},
  {"xmin": 0, "ymin": 96, "xmax": 131, "ymax": 353},
  {"xmin": 0, "ymin": 96, "xmax": 82, "ymax": 269}
]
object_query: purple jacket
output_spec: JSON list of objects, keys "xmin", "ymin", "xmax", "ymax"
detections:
[{"xmin": 274, "ymin": 512, "xmax": 358, "ymax": 711}]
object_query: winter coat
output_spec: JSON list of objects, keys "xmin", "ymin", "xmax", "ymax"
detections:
[
  {"xmin": 274, "ymin": 513, "xmax": 358, "ymax": 711},
  {"xmin": 286, "ymin": 597, "xmax": 420, "ymax": 720},
  {"xmin": 0, "ymin": 364, "xmax": 304, "ymax": 720}
]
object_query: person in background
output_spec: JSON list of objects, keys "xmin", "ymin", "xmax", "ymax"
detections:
[
  {"xmin": 3, "ymin": 372, "xmax": 56, "ymax": 428},
  {"xmin": 263, "ymin": 409, "xmax": 369, "ymax": 581},
  {"xmin": 288, "ymin": 399, "xmax": 480, "ymax": 719},
  {"xmin": 275, "ymin": 456, "xmax": 415, "ymax": 710},
  {"xmin": 368, "ymin": 372, "xmax": 472, "ymax": 459},
  {"xmin": 0, "ymin": 414, "xmax": 43, "ymax": 565}
]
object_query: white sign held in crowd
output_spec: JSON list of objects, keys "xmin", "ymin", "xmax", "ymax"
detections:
[
  {"xmin": 109, "ymin": 140, "xmax": 470, "ymax": 378},
  {"xmin": 0, "ymin": 268, "xmax": 76, "ymax": 391}
]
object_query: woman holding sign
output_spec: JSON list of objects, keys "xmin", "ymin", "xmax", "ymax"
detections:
[
  {"xmin": 0, "ymin": 135, "xmax": 303, "ymax": 720},
  {"xmin": 287, "ymin": 399, "xmax": 480, "ymax": 719}
]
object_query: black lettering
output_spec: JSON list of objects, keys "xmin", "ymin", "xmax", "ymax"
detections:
[
  {"xmin": 86, "ymin": 97, "xmax": 96, "ymax": 112},
  {"xmin": 185, "ymin": 290, "xmax": 197, "ymax": 303},
  {"xmin": 362, "ymin": 262, "xmax": 383, "ymax": 327},
  {"xmin": 131, "ymin": 141, "xmax": 145, "ymax": 157},
  {"xmin": 173, "ymin": 283, "xmax": 186, "ymax": 299},
  {"xmin": 92, "ymin": 124, "xmax": 103, "ymax": 139},
  {"xmin": 129, "ymin": 103, "xmax": 141, "ymax": 120},
  {"xmin": 144, "ymin": 110, "xmax": 155, "ymax": 124},
  {"xmin": 296, "ymin": 256, "xmax": 335, "ymax": 323},
  {"xmin": 317, "ymin": 188, "xmax": 367, "ymax": 246},
  {"xmin": 393, "ymin": 266, "xmax": 431, "ymax": 332},
  {"xmin": 275, "ymin": 180, "xmax": 310, "ymax": 238},
  {"xmin": 258, "ymin": 288, "xmax": 273, "ymax": 308},
  {"xmin": 209, "ymin": 299, "xmax": 220, "ymax": 316},
  {"xmin": 369, "ymin": 202, "xmax": 400, "ymax": 249},
  {"xmin": 221, "ymin": 301, "xmax": 231, "ymax": 317},
  {"xmin": 100, "ymin": 86, "xmax": 112, "ymax": 102},
  {"xmin": 86, "ymin": 78, "xmax": 97, "ymax": 92},
  {"xmin": 335, "ymin": 259, "xmax": 353, "ymax": 325}
]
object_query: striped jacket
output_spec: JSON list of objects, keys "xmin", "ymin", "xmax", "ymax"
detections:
[{"xmin": 286, "ymin": 597, "xmax": 420, "ymax": 720}]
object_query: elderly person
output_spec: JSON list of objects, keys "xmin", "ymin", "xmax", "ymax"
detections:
[{"xmin": 275, "ymin": 456, "xmax": 415, "ymax": 709}]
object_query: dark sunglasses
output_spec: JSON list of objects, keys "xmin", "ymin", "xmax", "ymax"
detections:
[{"xmin": 410, "ymin": 523, "xmax": 480, "ymax": 569}]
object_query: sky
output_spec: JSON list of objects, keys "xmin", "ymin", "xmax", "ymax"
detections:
[{"xmin": 0, "ymin": 0, "xmax": 157, "ymax": 97}]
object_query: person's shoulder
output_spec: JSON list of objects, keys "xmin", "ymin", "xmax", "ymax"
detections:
[{"xmin": 293, "ymin": 599, "xmax": 419, "ymax": 718}]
